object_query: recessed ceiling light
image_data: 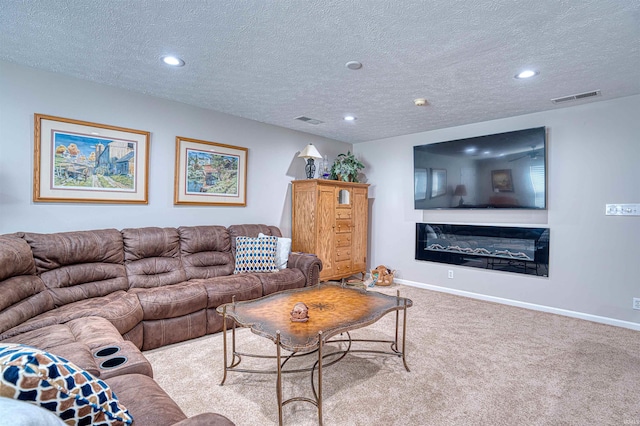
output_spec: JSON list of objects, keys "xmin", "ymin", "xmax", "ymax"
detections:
[
  {"xmin": 515, "ymin": 70, "xmax": 538, "ymax": 79},
  {"xmin": 344, "ymin": 115, "xmax": 357, "ymax": 121},
  {"xmin": 464, "ymin": 147, "xmax": 477, "ymax": 154},
  {"xmin": 345, "ymin": 61, "xmax": 362, "ymax": 70},
  {"xmin": 162, "ymin": 55, "xmax": 185, "ymax": 67}
]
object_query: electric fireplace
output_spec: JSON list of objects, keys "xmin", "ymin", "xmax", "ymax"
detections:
[{"xmin": 416, "ymin": 223, "xmax": 549, "ymax": 276}]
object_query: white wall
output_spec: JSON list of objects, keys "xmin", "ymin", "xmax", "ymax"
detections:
[
  {"xmin": 356, "ymin": 94, "xmax": 640, "ymax": 326},
  {"xmin": 1, "ymin": 61, "xmax": 638, "ymax": 327},
  {"xmin": 0, "ymin": 61, "xmax": 350, "ymax": 236}
]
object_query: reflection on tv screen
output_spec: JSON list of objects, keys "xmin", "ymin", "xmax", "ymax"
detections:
[{"xmin": 413, "ymin": 127, "xmax": 546, "ymax": 210}]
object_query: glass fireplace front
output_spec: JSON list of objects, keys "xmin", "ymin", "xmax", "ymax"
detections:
[{"xmin": 416, "ymin": 223, "xmax": 549, "ymax": 276}]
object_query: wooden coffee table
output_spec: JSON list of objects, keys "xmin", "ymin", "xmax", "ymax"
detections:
[{"xmin": 216, "ymin": 283, "xmax": 412, "ymax": 425}]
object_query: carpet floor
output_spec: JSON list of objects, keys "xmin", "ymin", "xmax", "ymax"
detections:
[{"xmin": 144, "ymin": 284, "xmax": 640, "ymax": 425}]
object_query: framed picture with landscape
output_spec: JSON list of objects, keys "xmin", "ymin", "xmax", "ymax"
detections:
[
  {"xmin": 174, "ymin": 136, "xmax": 247, "ymax": 206},
  {"xmin": 33, "ymin": 114, "xmax": 150, "ymax": 203}
]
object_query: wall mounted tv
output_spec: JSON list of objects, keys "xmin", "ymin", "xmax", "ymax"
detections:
[{"xmin": 413, "ymin": 127, "xmax": 547, "ymax": 210}]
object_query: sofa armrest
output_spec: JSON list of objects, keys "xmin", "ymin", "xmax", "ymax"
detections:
[
  {"xmin": 173, "ymin": 413, "xmax": 235, "ymax": 426},
  {"xmin": 287, "ymin": 252, "xmax": 322, "ymax": 287}
]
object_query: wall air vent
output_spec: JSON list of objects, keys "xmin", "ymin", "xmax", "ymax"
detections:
[
  {"xmin": 295, "ymin": 116, "xmax": 324, "ymax": 125},
  {"xmin": 551, "ymin": 90, "xmax": 601, "ymax": 104}
]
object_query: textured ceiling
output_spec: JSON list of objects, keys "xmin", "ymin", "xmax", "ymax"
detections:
[{"xmin": 1, "ymin": 1, "xmax": 638, "ymax": 143}]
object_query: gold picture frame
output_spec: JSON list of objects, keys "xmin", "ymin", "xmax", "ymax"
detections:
[
  {"xmin": 174, "ymin": 136, "xmax": 248, "ymax": 206},
  {"xmin": 33, "ymin": 114, "xmax": 150, "ymax": 204},
  {"xmin": 491, "ymin": 169, "xmax": 514, "ymax": 192}
]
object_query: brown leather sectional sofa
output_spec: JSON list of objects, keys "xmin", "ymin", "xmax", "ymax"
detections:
[{"xmin": 0, "ymin": 224, "xmax": 322, "ymax": 425}]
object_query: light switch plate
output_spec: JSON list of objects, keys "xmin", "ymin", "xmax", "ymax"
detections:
[{"xmin": 605, "ymin": 204, "xmax": 640, "ymax": 216}]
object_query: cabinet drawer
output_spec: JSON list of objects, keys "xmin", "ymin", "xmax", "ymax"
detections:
[
  {"xmin": 336, "ymin": 209, "xmax": 352, "ymax": 220},
  {"xmin": 335, "ymin": 247, "xmax": 351, "ymax": 261},
  {"xmin": 335, "ymin": 260, "xmax": 352, "ymax": 275},
  {"xmin": 335, "ymin": 233, "xmax": 352, "ymax": 247},
  {"xmin": 335, "ymin": 220, "xmax": 352, "ymax": 233}
]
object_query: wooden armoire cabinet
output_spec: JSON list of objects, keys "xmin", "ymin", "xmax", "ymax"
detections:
[{"xmin": 291, "ymin": 179, "xmax": 369, "ymax": 282}]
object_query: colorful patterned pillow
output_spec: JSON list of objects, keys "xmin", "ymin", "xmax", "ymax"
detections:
[
  {"xmin": 233, "ymin": 236, "xmax": 278, "ymax": 274},
  {"xmin": 0, "ymin": 344, "xmax": 132, "ymax": 426}
]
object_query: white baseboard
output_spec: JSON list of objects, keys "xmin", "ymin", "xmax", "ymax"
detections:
[{"xmin": 395, "ymin": 278, "xmax": 640, "ymax": 332}]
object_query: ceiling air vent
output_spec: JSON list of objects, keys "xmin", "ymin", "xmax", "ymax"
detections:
[
  {"xmin": 294, "ymin": 116, "xmax": 324, "ymax": 125},
  {"xmin": 551, "ymin": 90, "xmax": 601, "ymax": 104}
]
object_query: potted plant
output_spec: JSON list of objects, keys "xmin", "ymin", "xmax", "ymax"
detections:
[{"xmin": 330, "ymin": 151, "xmax": 365, "ymax": 182}]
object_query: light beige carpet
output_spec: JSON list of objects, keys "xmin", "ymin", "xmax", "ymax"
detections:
[{"xmin": 144, "ymin": 284, "xmax": 640, "ymax": 425}]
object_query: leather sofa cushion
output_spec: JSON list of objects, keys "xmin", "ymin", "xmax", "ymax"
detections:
[
  {"xmin": 122, "ymin": 323, "xmax": 143, "ymax": 349},
  {"xmin": 0, "ymin": 275, "xmax": 48, "ymax": 313},
  {"xmin": 0, "ymin": 236, "xmax": 36, "ymax": 281},
  {"xmin": 0, "ymin": 237, "xmax": 54, "ymax": 336},
  {"xmin": 200, "ymin": 274, "xmax": 263, "ymax": 308},
  {"xmin": 4, "ymin": 317, "xmax": 123, "ymax": 350},
  {"xmin": 122, "ymin": 227, "xmax": 187, "ymax": 288},
  {"xmin": 179, "ymin": 225, "xmax": 231, "ymax": 254},
  {"xmin": 23, "ymin": 229, "xmax": 124, "ymax": 274},
  {"xmin": 122, "ymin": 227, "xmax": 181, "ymax": 261},
  {"xmin": 206, "ymin": 309, "xmax": 235, "ymax": 335},
  {"xmin": 1, "ymin": 291, "xmax": 143, "ymax": 339},
  {"xmin": 178, "ymin": 226, "xmax": 234, "ymax": 279},
  {"xmin": 103, "ymin": 374, "xmax": 189, "ymax": 426},
  {"xmin": 202, "ymin": 273, "xmax": 264, "ymax": 337},
  {"xmin": 22, "ymin": 230, "xmax": 129, "ymax": 306},
  {"xmin": 42, "ymin": 264, "xmax": 129, "ymax": 306},
  {"xmin": 1, "ymin": 317, "xmax": 128, "ymax": 377},
  {"xmin": 181, "ymin": 250, "xmax": 234, "ymax": 279},
  {"xmin": 35, "ymin": 342, "xmax": 102, "ymax": 377},
  {"xmin": 65, "ymin": 316, "xmax": 128, "ymax": 349},
  {"xmin": 0, "ymin": 289, "xmax": 54, "ymax": 337},
  {"xmin": 1, "ymin": 339, "xmax": 100, "ymax": 378},
  {"xmin": 125, "ymin": 257, "xmax": 186, "ymax": 288},
  {"xmin": 257, "ymin": 268, "xmax": 306, "ymax": 295},
  {"xmin": 141, "ymin": 311, "xmax": 207, "ymax": 351},
  {"xmin": 131, "ymin": 282, "xmax": 207, "ymax": 321}
]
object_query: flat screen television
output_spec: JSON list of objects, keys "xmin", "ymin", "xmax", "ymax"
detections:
[{"xmin": 413, "ymin": 127, "xmax": 547, "ymax": 210}]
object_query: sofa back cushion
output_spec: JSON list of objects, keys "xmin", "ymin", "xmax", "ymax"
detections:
[
  {"xmin": 122, "ymin": 227, "xmax": 187, "ymax": 288},
  {"xmin": 178, "ymin": 226, "xmax": 234, "ymax": 279},
  {"xmin": 0, "ymin": 237, "xmax": 54, "ymax": 335},
  {"xmin": 22, "ymin": 230, "xmax": 128, "ymax": 307}
]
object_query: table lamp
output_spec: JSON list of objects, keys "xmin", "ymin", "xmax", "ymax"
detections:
[
  {"xmin": 454, "ymin": 184, "xmax": 467, "ymax": 206},
  {"xmin": 298, "ymin": 144, "xmax": 322, "ymax": 179}
]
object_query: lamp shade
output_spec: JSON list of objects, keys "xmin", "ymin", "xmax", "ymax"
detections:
[
  {"xmin": 454, "ymin": 185, "xmax": 467, "ymax": 196},
  {"xmin": 298, "ymin": 144, "xmax": 322, "ymax": 160}
]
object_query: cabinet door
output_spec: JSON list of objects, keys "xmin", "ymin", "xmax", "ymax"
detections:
[
  {"xmin": 292, "ymin": 183, "xmax": 316, "ymax": 253},
  {"xmin": 351, "ymin": 187, "xmax": 368, "ymax": 273},
  {"xmin": 317, "ymin": 186, "xmax": 335, "ymax": 280}
]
